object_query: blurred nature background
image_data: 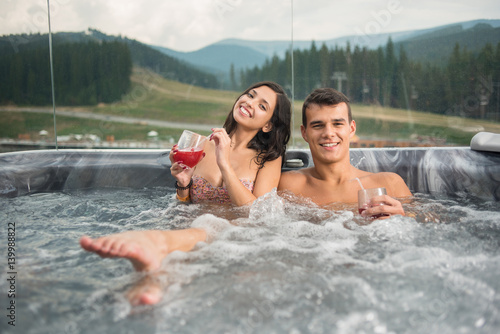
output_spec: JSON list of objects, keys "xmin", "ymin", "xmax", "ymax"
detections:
[{"xmin": 1, "ymin": 0, "xmax": 500, "ymax": 152}]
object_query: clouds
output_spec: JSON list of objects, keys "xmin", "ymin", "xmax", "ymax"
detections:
[
  {"xmin": 1, "ymin": 0, "xmax": 499, "ymax": 51},
  {"xmin": 291, "ymin": 0, "xmax": 499, "ymax": 41}
]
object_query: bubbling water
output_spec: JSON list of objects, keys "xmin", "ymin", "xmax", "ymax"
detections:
[{"xmin": 1, "ymin": 189, "xmax": 499, "ymax": 334}]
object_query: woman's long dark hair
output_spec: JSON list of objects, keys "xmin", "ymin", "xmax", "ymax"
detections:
[{"xmin": 223, "ymin": 81, "xmax": 291, "ymax": 169}]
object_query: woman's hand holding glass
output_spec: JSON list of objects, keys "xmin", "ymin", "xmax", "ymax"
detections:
[
  {"xmin": 170, "ymin": 130, "xmax": 207, "ymax": 187},
  {"xmin": 169, "ymin": 144, "xmax": 196, "ymax": 187}
]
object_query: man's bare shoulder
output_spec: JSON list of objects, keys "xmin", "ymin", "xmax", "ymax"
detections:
[
  {"xmin": 367, "ymin": 171, "xmax": 400, "ymax": 181},
  {"xmin": 278, "ymin": 168, "xmax": 313, "ymax": 191},
  {"xmin": 368, "ymin": 172, "xmax": 412, "ymax": 197}
]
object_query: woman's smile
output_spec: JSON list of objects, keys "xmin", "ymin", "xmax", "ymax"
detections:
[{"xmin": 238, "ymin": 105, "xmax": 251, "ymax": 118}]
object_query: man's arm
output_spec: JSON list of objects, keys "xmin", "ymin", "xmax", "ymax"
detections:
[
  {"xmin": 362, "ymin": 172, "xmax": 412, "ymax": 219},
  {"xmin": 384, "ymin": 172, "xmax": 412, "ymax": 198}
]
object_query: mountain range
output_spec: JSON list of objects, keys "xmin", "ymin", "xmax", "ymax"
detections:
[
  {"xmin": 152, "ymin": 19, "xmax": 500, "ymax": 74},
  {"xmin": 2, "ymin": 18, "xmax": 499, "ymax": 88}
]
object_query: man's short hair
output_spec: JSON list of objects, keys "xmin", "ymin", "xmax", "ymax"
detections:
[{"xmin": 302, "ymin": 88, "xmax": 352, "ymax": 126}]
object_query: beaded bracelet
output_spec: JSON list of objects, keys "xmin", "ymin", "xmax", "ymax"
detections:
[{"xmin": 175, "ymin": 179, "xmax": 193, "ymax": 190}]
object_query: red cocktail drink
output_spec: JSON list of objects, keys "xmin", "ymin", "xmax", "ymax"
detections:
[
  {"xmin": 173, "ymin": 130, "xmax": 207, "ymax": 168},
  {"xmin": 174, "ymin": 147, "xmax": 204, "ymax": 168}
]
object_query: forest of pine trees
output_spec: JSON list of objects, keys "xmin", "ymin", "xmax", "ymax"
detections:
[
  {"xmin": 0, "ymin": 42, "xmax": 132, "ymax": 105},
  {"xmin": 240, "ymin": 39, "xmax": 500, "ymax": 121},
  {"xmin": 1, "ymin": 33, "xmax": 499, "ymax": 121},
  {"xmin": 0, "ymin": 40, "xmax": 132, "ymax": 106}
]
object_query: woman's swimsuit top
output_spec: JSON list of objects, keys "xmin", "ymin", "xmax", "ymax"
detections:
[{"xmin": 190, "ymin": 175, "xmax": 255, "ymax": 204}]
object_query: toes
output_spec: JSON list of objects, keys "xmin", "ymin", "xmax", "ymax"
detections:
[
  {"xmin": 139, "ymin": 292, "xmax": 162, "ymax": 305},
  {"xmin": 81, "ymin": 235, "xmax": 123, "ymax": 258},
  {"xmin": 80, "ymin": 236, "xmax": 101, "ymax": 252},
  {"xmin": 91, "ymin": 237, "xmax": 105, "ymax": 251},
  {"xmin": 127, "ymin": 278, "xmax": 163, "ymax": 306},
  {"xmin": 80, "ymin": 236, "xmax": 92, "ymax": 250},
  {"xmin": 99, "ymin": 238, "xmax": 114, "ymax": 253},
  {"xmin": 113, "ymin": 242, "xmax": 132, "ymax": 257}
]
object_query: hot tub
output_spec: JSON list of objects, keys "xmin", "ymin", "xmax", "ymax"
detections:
[
  {"xmin": 1, "ymin": 143, "xmax": 499, "ymax": 200},
  {"xmin": 1, "ymin": 144, "xmax": 499, "ymax": 333}
]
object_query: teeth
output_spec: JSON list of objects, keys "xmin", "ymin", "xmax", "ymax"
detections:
[
  {"xmin": 321, "ymin": 143, "xmax": 338, "ymax": 147},
  {"xmin": 240, "ymin": 107, "xmax": 250, "ymax": 117}
]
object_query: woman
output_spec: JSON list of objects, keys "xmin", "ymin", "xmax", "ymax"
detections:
[
  {"xmin": 172, "ymin": 81, "xmax": 291, "ymax": 206},
  {"xmin": 80, "ymin": 82, "xmax": 291, "ymax": 304}
]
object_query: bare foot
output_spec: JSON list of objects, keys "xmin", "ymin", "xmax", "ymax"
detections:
[
  {"xmin": 80, "ymin": 230, "xmax": 169, "ymax": 272},
  {"xmin": 126, "ymin": 274, "xmax": 164, "ymax": 306},
  {"xmin": 80, "ymin": 228, "xmax": 207, "ymax": 272}
]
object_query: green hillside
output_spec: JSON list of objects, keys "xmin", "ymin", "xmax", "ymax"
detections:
[
  {"xmin": 3, "ymin": 66, "xmax": 500, "ymax": 147},
  {"xmin": 0, "ymin": 30, "xmax": 220, "ymax": 98},
  {"xmin": 397, "ymin": 23, "xmax": 500, "ymax": 66}
]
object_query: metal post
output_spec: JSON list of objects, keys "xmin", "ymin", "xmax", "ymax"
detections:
[
  {"xmin": 290, "ymin": 0, "xmax": 295, "ymax": 147},
  {"xmin": 47, "ymin": 0, "xmax": 58, "ymax": 150}
]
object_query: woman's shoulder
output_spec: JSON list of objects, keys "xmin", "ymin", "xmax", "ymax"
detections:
[{"xmin": 261, "ymin": 155, "xmax": 282, "ymax": 167}]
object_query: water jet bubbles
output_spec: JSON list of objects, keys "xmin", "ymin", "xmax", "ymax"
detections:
[
  {"xmin": 325, "ymin": 210, "xmax": 355, "ymax": 228},
  {"xmin": 475, "ymin": 317, "xmax": 486, "ymax": 328},
  {"xmin": 363, "ymin": 216, "xmax": 417, "ymax": 242},
  {"xmin": 317, "ymin": 239, "xmax": 358, "ymax": 263},
  {"xmin": 336, "ymin": 311, "xmax": 393, "ymax": 334},
  {"xmin": 248, "ymin": 189, "xmax": 287, "ymax": 223},
  {"xmin": 113, "ymin": 296, "xmax": 132, "ymax": 321},
  {"xmin": 64, "ymin": 321, "xmax": 78, "ymax": 334},
  {"xmin": 191, "ymin": 213, "xmax": 232, "ymax": 241}
]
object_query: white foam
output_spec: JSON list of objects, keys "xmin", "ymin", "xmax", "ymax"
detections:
[
  {"xmin": 362, "ymin": 216, "xmax": 418, "ymax": 242},
  {"xmin": 383, "ymin": 246, "xmax": 454, "ymax": 271},
  {"xmin": 248, "ymin": 188, "xmax": 288, "ymax": 222},
  {"xmin": 190, "ymin": 213, "xmax": 233, "ymax": 242},
  {"xmin": 6, "ymin": 187, "xmax": 500, "ymax": 333},
  {"xmin": 336, "ymin": 311, "xmax": 392, "ymax": 334}
]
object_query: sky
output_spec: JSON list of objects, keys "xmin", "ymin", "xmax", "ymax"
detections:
[{"xmin": 1, "ymin": 0, "xmax": 500, "ymax": 52}]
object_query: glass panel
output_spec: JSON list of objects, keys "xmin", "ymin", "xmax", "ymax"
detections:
[
  {"xmin": 1, "ymin": 1, "xmax": 54, "ymax": 152},
  {"xmin": 1, "ymin": 1, "xmax": 499, "ymax": 152},
  {"xmin": 289, "ymin": 1, "xmax": 500, "ymax": 148},
  {"xmin": 1, "ymin": 0, "xmax": 295, "ymax": 152}
]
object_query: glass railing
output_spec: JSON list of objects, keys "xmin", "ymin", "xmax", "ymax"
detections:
[{"xmin": 1, "ymin": 1, "xmax": 499, "ymax": 152}]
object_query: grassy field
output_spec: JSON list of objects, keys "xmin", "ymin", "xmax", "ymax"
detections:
[
  {"xmin": 86, "ymin": 67, "xmax": 239, "ymax": 125},
  {"xmin": 2, "ymin": 66, "xmax": 500, "ymax": 147},
  {"xmin": 0, "ymin": 111, "xmax": 186, "ymax": 142}
]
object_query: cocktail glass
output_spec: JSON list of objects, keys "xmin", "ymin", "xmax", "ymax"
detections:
[
  {"xmin": 358, "ymin": 187, "xmax": 387, "ymax": 218},
  {"xmin": 173, "ymin": 130, "xmax": 207, "ymax": 168}
]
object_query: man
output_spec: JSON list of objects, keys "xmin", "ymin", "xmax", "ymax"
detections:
[{"xmin": 278, "ymin": 87, "xmax": 411, "ymax": 217}]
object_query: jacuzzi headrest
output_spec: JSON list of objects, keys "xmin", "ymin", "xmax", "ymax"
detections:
[{"xmin": 470, "ymin": 132, "xmax": 500, "ymax": 153}]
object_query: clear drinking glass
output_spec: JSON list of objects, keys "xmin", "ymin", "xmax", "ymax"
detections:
[
  {"xmin": 358, "ymin": 187, "xmax": 387, "ymax": 218},
  {"xmin": 173, "ymin": 130, "xmax": 207, "ymax": 168}
]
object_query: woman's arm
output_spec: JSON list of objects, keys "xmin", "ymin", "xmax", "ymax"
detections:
[
  {"xmin": 210, "ymin": 128, "xmax": 282, "ymax": 206},
  {"xmin": 221, "ymin": 156, "xmax": 282, "ymax": 206},
  {"xmin": 169, "ymin": 144, "xmax": 200, "ymax": 201},
  {"xmin": 251, "ymin": 157, "xmax": 282, "ymax": 197}
]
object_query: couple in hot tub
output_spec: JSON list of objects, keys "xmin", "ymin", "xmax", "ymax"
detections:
[{"xmin": 80, "ymin": 83, "xmax": 412, "ymax": 304}]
